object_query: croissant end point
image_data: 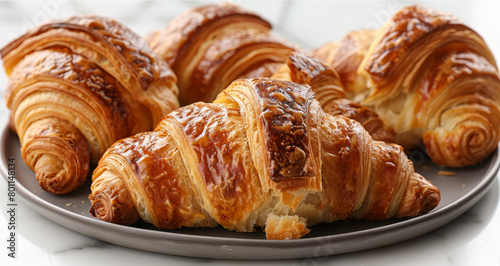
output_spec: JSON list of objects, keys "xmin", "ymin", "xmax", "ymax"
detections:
[
  {"xmin": 420, "ymin": 191, "xmax": 441, "ymax": 215},
  {"xmin": 411, "ymin": 173, "xmax": 441, "ymax": 216}
]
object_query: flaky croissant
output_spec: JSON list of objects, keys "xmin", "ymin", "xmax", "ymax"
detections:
[
  {"xmin": 147, "ymin": 2, "xmax": 395, "ymax": 142},
  {"xmin": 146, "ymin": 2, "xmax": 297, "ymax": 106},
  {"xmin": 89, "ymin": 78, "xmax": 440, "ymax": 240},
  {"xmin": 1, "ymin": 15, "xmax": 179, "ymax": 194},
  {"xmin": 312, "ymin": 5, "xmax": 500, "ymax": 167}
]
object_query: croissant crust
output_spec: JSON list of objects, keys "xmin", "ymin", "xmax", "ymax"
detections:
[
  {"xmin": 89, "ymin": 78, "xmax": 440, "ymax": 239},
  {"xmin": 312, "ymin": 5, "xmax": 500, "ymax": 167},
  {"xmin": 147, "ymin": 3, "xmax": 395, "ymax": 142},
  {"xmin": 1, "ymin": 15, "xmax": 179, "ymax": 194}
]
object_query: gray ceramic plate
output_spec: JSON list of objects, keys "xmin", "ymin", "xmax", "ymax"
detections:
[{"xmin": 1, "ymin": 125, "xmax": 499, "ymax": 260}]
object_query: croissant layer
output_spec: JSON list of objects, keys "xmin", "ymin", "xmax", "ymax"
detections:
[
  {"xmin": 2, "ymin": 15, "xmax": 179, "ymax": 194},
  {"xmin": 147, "ymin": 3, "xmax": 395, "ymax": 142},
  {"xmin": 312, "ymin": 5, "xmax": 500, "ymax": 167},
  {"xmin": 89, "ymin": 78, "xmax": 440, "ymax": 239}
]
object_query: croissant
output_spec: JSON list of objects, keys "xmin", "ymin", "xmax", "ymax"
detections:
[
  {"xmin": 1, "ymin": 15, "xmax": 179, "ymax": 194},
  {"xmin": 89, "ymin": 78, "xmax": 440, "ymax": 240},
  {"xmin": 147, "ymin": 2, "xmax": 395, "ymax": 142},
  {"xmin": 146, "ymin": 2, "xmax": 297, "ymax": 106},
  {"xmin": 272, "ymin": 51, "xmax": 396, "ymax": 143},
  {"xmin": 311, "ymin": 5, "xmax": 500, "ymax": 167}
]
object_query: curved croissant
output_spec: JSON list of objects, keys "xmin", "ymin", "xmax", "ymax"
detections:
[
  {"xmin": 1, "ymin": 15, "xmax": 179, "ymax": 194},
  {"xmin": 89, "ymin": 78, "xmax": 440, "ymax": 240},
  {"xmin": 147, "ymin": 2, "xmax": 395, "ymax": 142},
  {"xmin": 146, "ymin": 2, "xmax": 297, "ymax": 106},
  {"xmin": 312, "ymin": 5, "xmax": 500, "ymax": 167}
]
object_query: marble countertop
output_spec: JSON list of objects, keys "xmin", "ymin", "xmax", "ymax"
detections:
[{"xmin": 1, "ymin": 1, "xmax": 500, "ymax": 265}]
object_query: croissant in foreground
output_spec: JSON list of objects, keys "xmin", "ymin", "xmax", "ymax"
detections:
[
  {"xmin": 89, "ymin": 78, "xmax": 440, "ymax": 240},
  {"xmin": 312, "ymin": 5, "xmax": 500, "ymax": 167},
  {"xmin": 1, "ymin": 15, "xmax": 179, "ymax": 194}
]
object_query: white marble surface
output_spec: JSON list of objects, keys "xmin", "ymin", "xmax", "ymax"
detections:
[{"xmin": 1, "ymin": 0, "xmax": 500, "ymax": 265}]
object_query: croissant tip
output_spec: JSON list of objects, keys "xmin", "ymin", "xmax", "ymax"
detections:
[
  {"xmin": 421, "ymin": 191, "xmax": 441, "ymax": 215},
  {"xmin": 34, "ymin": 155, "xmax": 69, "ymax": 195}
]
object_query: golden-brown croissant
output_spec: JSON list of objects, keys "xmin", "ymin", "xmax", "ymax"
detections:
[
  {"xmin": 312, "ymin": 5, "xmax": 500, "ymax": 167},
  {"xmin": 89, "ymin": 78, "xmax": 440, "ymax": 240},
  {"xmin": 147, "ymin": 2, "xmax": 395, "ymax": 142},
  {"xmin": 146, "ymin": 2, "xmax": 297, "ymax": 106},
  {"xmin": 1, "ymin": 15, "xmax": 179, "ymax": 194},
  {"xmin": 272, "ymin": 51, "xmax": 396, "ymax": 143}
]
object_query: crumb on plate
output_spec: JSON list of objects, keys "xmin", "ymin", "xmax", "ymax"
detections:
[{"xmin": 438, "ymin": 170, "xmax": 456, "ymax": 176}]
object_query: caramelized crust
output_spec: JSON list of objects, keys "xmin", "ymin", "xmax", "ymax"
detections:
[
  {"xmin": 1, "ymin": 15, "xmax": 176, "ymax": 89},
  {"xmin": 146, "ymin": 2, "xmax": 271, "ymax": 67},
  {"xmin": 6, "ymin": 49, "xmax": 149, "ymax": 145},
  {"xmin": 313, "ymin": 5, "xmax": 500, "ymax": 167},
  {"xmin": 273, "ymin": 51, "xmax": 396, "ymax": 143},
  {"xmin": 1, "ymin": 15, "xmax": 179, "ymax": 194},
  {"xmin": 90, "ymin": 78, "xmax": 440, "ymax": 240},
  {"xmin": 1, "ymin": 15, "xmax": 179, "ymax": 125},
  {"xmin": 148, "ymin": 3, "xmax": 395, "ymax": 143},
  {"xmin": 185, "ymin": 28, "xmax": 296, "ymax": 104},
  {"xmin": 147, "ymin": 2, "xmax": 296, "ymax": 105},
  {"xmin": 253, "ymin": 79, "xmax": 316, "ymax": 181},
  {"xmin": 161, "ymin": 103, "xmax": 268, "ymax": 231},
  {"xmin": 364, "ymin": 6, "xmax": 466, "ymax": 79},
  {"xmin": 94, "ymin": 131, "xmax": 213, "ymax": 228}
]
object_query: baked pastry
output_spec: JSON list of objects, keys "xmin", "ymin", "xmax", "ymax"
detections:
[
  {"xmin": 312, "ymin": 5, "xmax": 500, "ymax": 167},
  {"xmin": 272, "ymin": 51, "xmax": 395, "ymax": 142},
  {"xmin": 147, "ymin": 3, "xmax": 395, "ymax": 142},
  {"xmin": 89, "ymin": 78, "xmax": 440, "ymax": 240},
  {"xmin": 1, "ymin": 15, "xmax": 179, "ymax": 194},
  {"xmin": 146, "ymin": 2, "xmax": 297, "ymax": 106},
  {"xmin": 2, "ymin": 15, "xmax": 179, "ymax": 125}
]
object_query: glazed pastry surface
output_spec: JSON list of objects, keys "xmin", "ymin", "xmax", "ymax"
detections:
[
  {"xmin": 312, "ymin": 5, "xmax": 500, "ymax": 167},
  {"xmin": 89, "ymin": 78, "xmax": 440, "ymax": 240},
  {"xmin": 1, "ymin": 15, "xmax": 179, "ymax": 194}
]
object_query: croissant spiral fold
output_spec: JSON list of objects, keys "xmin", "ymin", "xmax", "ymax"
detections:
[
  {"xmin": 312, "ymin": 5, "xmax": 500, "ymax": 167},
  {"xmin": 1, "ymin": 15, "xmax": 179, "ymax": 194},
  {"xmin": 89, "ymin": 78, "xmax": 440, "ymax": 240}
]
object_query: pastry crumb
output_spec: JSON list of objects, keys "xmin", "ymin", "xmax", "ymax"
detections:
[
  {"xmin": 81, "ymin": 201, "xmax": 85, "ymax": 204},
  {"xmin": 422, "ymin": 165, "xmax": 431, "ymax": 170},
  {"xmin": 66, "ymin": 203, "xmax": 72, "ymax": 207},
  {"xmin": 462, "ymin": 184, "xmax": 466, "ymax": 188},
  {"xmin": 438, "ymin": 170, "xmax": 455, "ymax": 176}
]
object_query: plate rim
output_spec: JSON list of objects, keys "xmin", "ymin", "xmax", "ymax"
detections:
[{"xmin": 1, "ymin": 123, "xmax": 499, "ymax": 260}]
